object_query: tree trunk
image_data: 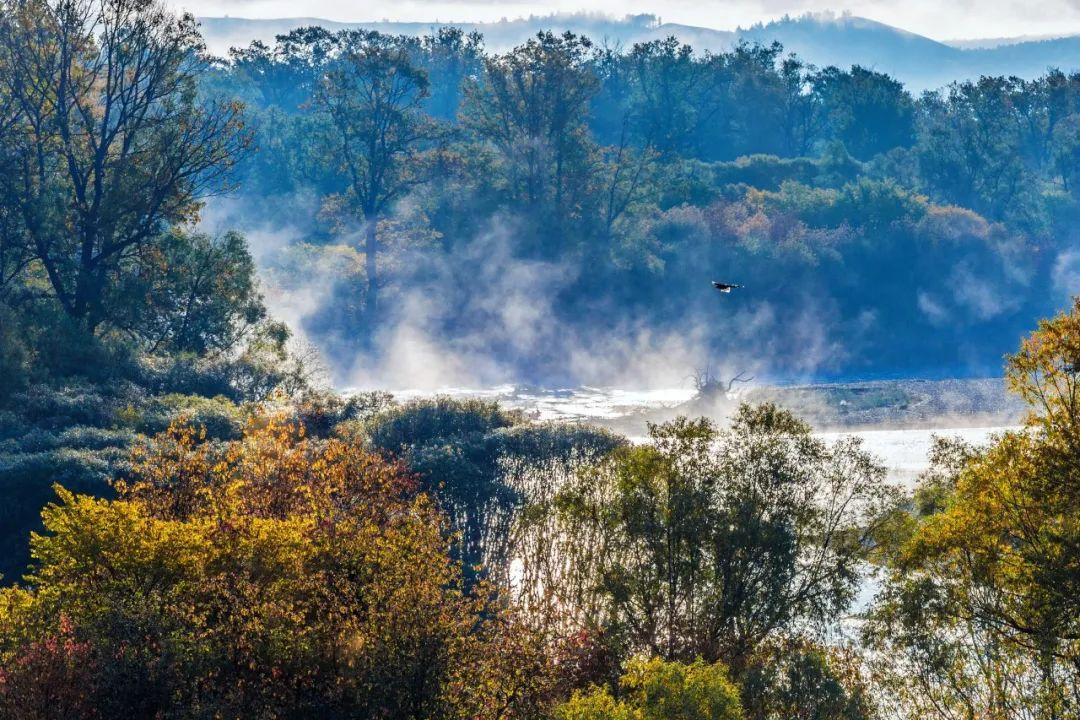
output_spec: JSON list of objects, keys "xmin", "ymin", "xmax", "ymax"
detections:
[
  {"xmin": 71, "ymin": 235, "xmax": 96, "ymax": 330},
  {"xmin": 365, "ymin": 216, "xmax": 378, "ymax": 329}
]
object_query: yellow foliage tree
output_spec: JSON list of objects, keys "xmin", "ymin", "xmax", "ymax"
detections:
[
  {"xmin": 865, "ymin": 298, "xmax": 1080, "ymax": 718},
  {"xmin": 908, "ymin": 299, "xmax": 1079, "ymax": 662},
  {"xmin": 0, "ymin": 413, "xmax": 551, "ymax": 719},
  {"xmin": 556, "ymin": 657, "xmax": 743, "ymax": 720}
]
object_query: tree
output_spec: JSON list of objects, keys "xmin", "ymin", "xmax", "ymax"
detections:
[
  {"xmin": 777, "ymin": 55, "xmax": 823, "ymax": 157},
  {"xmin": 315, "ymin": 31, "xmax": 442, "ymax": 326},
  {"xmin": 622, "ymin": 37, "xmax": 720, "ymax": 157},
  {"xmin": 740, "ymin": 639, "xmax": 874, "ymax": 720},
  {"xmin": 361, "ymin": 397, "xmax": 624, "ymax": 589},
  {"xmin": 462, "ymin": 31, "xmax": 600, "ymax": 255},
  {"xmin": 0, "ymin": 47, "xmax": 33, "ymax": 301},
  {"xmin": 0, "ymin": 412, "xmax": 551, "ymax": 718},
  {"xmin": 812, "ymin": 65, "xmax": 915, "ymax": 160},
  {"xmin": 418, "ymin": 27, "xmax": 485, "ymax": 121},
  {"xmin": 110, "ymin": 230, "xmax": 267, "ymax": 356},
  {"xmin": 362, "ymin": 397, "xmax": 522, "ymax": 584},
  {"xmin": 0, "ymin": 0, "xmax": 247, "ymax": 333},
  {"xmin": 864, "ymin": 298, "xmax": 1080, "ymax": 719},
  {"xmin": 544, "ymin": 406, "xmax": 897, "ymax": 673},
  {"xmin": 228, "ymin": 26, "xmax": 337, "ymax": 113},
  {"xmin": 915, "ymin": 78, "xmax": 1031, "ymax": 221},
  {"xmin": 556, "ymin": 657, "xmax": 743, "ymax": 720},
  {"xmin": 1051, "ymin": 113, "xmax": 1080, "ymax": 194}
]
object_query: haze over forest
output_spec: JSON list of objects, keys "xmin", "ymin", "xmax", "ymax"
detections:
[
  {"xmin": 198, "ymin": 12, "xmax": 1080, "ymax": 91},
  {"xmin": 187, "ymin": 11, "xmax": 1080, "ymax": 390}
]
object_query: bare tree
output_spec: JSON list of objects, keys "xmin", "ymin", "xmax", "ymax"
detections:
[{"xmin": 691, "ymin": 365, "xmax": 755, "ymax": 399}]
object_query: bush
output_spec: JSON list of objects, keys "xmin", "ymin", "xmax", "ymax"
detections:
[
  {"xmin": 0, "ymin": 414, "xmax": 550, "ymax": 718},
  {"xmin": 296, "ymin": 389, "xmax": 394, "ymax": 438},
  {"xmin": 10, "ymin": 381, "xmax": 132, "ymax": 430},
  {"xmin": 363, "ymin": 397, "xmax": 521, "ymax": 454},
  {"xmin": 54, "ymin": 426, "xmax": 136, "ymax": 451},
  {"xmin": 740, "ymin": 641, "xmax": 874, "ymax": 720},
  {"xmin": 0, "ymin": 411, "xmax": 24, "ymax": 442},
  {"xmin": 557, "ymin": 657, "xmax": 743, "ymax": 720},
  {"xmin": 712, "ymin": 154, "xmax": 823, "ymax": 191},
  {"xmin": 136, "ymin": 353, "xmax": 240, "ymax": 400},
  {"xmin": 0, "ymin": 447, "xmax": 122, "ymax": 582},
  {"xmin": 138, "ymin": 393, "xmax": 246, "ymax": 440}
]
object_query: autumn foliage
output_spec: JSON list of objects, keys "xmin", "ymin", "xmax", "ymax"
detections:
[
  {"xmin": 0, "ymin": 415, "xmax": 551, "ymax": 719},
  {"xmin": 863, "ymin": 298, "xmax": 1080, "ymax": 718}
]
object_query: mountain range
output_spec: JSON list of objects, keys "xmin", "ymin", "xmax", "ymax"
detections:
[{"xmin": 197, "ymin": 12, "xmax": 1080, "ymax": 91}]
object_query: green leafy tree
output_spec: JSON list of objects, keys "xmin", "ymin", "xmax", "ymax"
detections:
[
  {"xmin": 916, "ymin": 78, "xmax": 1031, "ymax": 221},
  {"xmin": 315, "ymin": 31, "xmax": 443, "ymax": 325},
  {"xmin": 462, "ymin": 31, "xmax": 600, "ymax": 255},
  {"xmin": 0, "ymin": 0, "xmax": 247, "ymax": 333},
  {"xmin": 622, "ymin": 37, "xmax": 720, "ymax": 157},
  {"xmin": 812, "ymin": 65, "xmax": 915, "ymax": 160},
  {"xmin": 740, "ymin": 639, "xmax": 874, "ymax": 720},
  {"xmin": 361, "ymin": 397, "xmax": 624, "ymax": 588},
  {"xmin": 111, "ymin": 230, "xmax": 267, "ymax": 356},
  {"xmin": 419, "ymin": 27, "xmax": 485, "ymax": 121},
  {"xmin": 1051, "ymin": 113, "xmax": 1080, "ymax": 194},
  {"xmin": 543, "ymin": 406, "xmax": 897, "ymax": 673}
]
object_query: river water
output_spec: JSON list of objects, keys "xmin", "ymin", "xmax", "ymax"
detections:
[{"xmin": 385, "ymin": 384, "xmax": 1012, "ymax": 486}]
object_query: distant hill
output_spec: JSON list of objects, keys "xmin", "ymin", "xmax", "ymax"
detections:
[
  {"xmin": 944, "ymin": 33, "xmax": 1075, "ymax": 50},
  {"xmin": 196, "ymin": 13, "xmax": 734, "ymax": 57},
  {"xmin": 196, "ymin": 12, "xmax": 1080, "ymax": 91}
]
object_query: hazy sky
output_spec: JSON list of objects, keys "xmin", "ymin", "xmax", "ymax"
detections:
[{"xmin": 171, "ymin": 0, "xmax": 1079, "ymax": 42}]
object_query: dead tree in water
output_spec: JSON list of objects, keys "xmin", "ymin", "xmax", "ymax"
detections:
[{"xmin": 691, "ymin": 366, "xmax": 755, "ymax": 400}]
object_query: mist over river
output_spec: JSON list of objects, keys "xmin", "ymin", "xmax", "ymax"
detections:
[{"xmin": 815, "ymin": 425, "xmax": 1011, "ymax": 486}]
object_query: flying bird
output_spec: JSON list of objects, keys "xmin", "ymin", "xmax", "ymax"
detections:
[{"xmin": 712, "ymin": 281, "xmax": 743, "ymax": 293}]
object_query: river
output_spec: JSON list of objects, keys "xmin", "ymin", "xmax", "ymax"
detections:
[{"xmin": 384, "ymin": 383, "xmax": 1014, "ymax": 485}]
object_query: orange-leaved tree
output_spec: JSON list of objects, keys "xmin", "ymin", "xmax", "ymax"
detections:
[{"xmin": 0, "ymin": 412, "xmax": 552, "ymax": 719}]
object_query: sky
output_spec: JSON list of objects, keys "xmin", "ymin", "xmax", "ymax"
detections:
[{"xmin": 170, "ymin": 0, "xmax": 1080, "ymax": 42}]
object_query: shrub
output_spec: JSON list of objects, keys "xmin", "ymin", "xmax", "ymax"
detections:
[
  {"xmin": 138, "ymin": 393, "xmax": 246, "ymax": 440},
  {"xmin": 295, "ymin": 389, "xmax": 393, "ymax": 438},
  {"xmin": 557, "ymin": 657, "xmax": 743, "ymax": 720},
  {"xmin": 0, "ymin": 447, "xmax": 122, "ymax": 582},
  {"xmin": 10, "ymin": 381, "xmax": 132, "ymax": 430},
  {"xmin": 363, "ymin": 397, "xmax": 521, "ymax": 454}
]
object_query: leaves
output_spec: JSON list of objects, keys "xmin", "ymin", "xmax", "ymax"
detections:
[{"xmin": 0, "ymin": 411, "xmax": 551, "ymax": 719}]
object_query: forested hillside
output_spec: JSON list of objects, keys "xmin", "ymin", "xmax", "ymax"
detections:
[
  {"xmin": 200, "ymin": 25, "xmax": 1080, "ymax": 384},
  {"xmin": 198, "ymin": 13, "xmax": 1080, "ymax": 91}
]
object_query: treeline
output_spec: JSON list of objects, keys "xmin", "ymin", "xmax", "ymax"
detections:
[{"xmin": 206, "ymin": 26, "xmax": 1080, "ymax": 378}]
